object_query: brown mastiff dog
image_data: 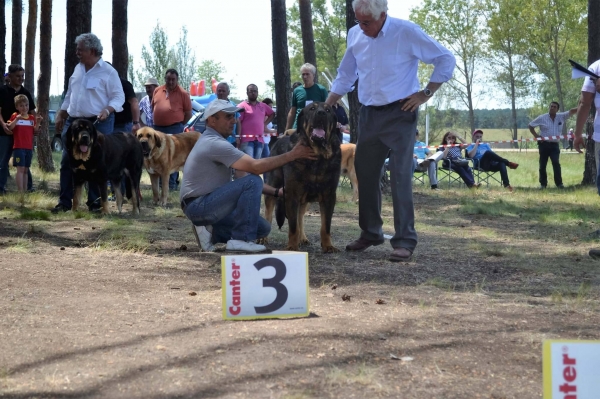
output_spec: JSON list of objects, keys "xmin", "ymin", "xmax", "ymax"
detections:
[
  {"xmin": 340, "ymin": 143, "xmax": 358, "ymax": 202},
  {"xmin": 136, "ymin": 127, "xmax": 200, "ymax": 206},
  {"xmin": 265, "ymin": 102, "xmax": 342, "ymax": 252}
]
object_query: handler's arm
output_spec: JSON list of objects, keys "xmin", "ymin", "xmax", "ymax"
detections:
[
  {"xmin": 528, "ymin": 125, "xmax": 539, "ymax": 138},
  {"xmin": 574, "ymin": 91, "xmax": 595, "ymax": 152},
  {"xmin": 231, "ymin": 141, "xmax": 316, "ymax": 176}
]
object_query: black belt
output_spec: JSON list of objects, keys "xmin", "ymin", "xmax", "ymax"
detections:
[
  {"xmin": 369, "ymin": 99, "xmax": 407, "ymax": 111},
  {"xmin": 180, "ymin": 196, "xmax": 197, "ymax": 210},
  {"xmin": 69, "ymin": 116, "xmax": 98, "ymax": 123}
]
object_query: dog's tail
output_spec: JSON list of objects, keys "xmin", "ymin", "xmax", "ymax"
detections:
[{"xmin": 275, "ymin": 197, "xmax": 286, "ymax": 229}]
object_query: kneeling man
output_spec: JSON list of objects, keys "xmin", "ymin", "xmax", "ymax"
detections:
[{"xmin": 180, "ymin": 100, "xmax": 315, "ymax": 253}]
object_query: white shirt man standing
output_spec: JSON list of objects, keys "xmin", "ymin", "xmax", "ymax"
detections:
[{"xmin": 325, "ymin": 0, "xmax": 455, "ymax": 262}]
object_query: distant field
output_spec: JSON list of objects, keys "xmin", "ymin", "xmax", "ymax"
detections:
[{"xmin": 424, "ymin": 128, "xmax": 572, "ymax": 149}]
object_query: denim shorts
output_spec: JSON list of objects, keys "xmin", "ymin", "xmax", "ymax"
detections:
[{"xmin": 12, "ymin": 148, "xmax": 33, "ymax": 167}]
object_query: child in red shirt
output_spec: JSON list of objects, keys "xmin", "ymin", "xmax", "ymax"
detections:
[{"xmin": 7, "ymin": 94, "xmax": 41, "ymax": 193}]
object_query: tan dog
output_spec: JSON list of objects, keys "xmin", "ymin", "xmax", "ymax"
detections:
[
  {"xmin": 340, "ymin": 143, "xmax": 358, "ymax": 202},
  {"xmin": 136, "ymin": 127, "xmax": 200, "ymax": 206}
]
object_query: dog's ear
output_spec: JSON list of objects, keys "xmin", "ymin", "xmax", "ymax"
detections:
[
  {"xmin": 153, "ymin": 130, "xmax": 161, "ymax": 148},
  {"xmin": 96, "ymin": 132, "xmax": 105, "ymax": 146}
]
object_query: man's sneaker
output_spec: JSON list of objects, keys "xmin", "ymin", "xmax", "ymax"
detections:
[
  {"xmin": 225, "ymin": 239, "xmax": 267, "ymax": 253},
  {"xmin": 192, "ymin": 224, "xmax": 215, "ymax": 252}
]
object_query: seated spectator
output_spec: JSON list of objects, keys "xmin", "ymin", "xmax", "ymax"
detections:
[
  {"xmin": 437, "ymin": 131, "xmax": 479, "ymax": 188},
  {"xmin": 466, "ymin": 129, "xmax": 518, "ymax": 192},
  {"xmin": 412, "ymin": 129, "xmax": 443, "ymax": 190}
]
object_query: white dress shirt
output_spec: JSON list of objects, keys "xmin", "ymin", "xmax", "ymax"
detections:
[
  {"xmin": 528, "ymin": 112, "xmax": 571, "ymax": 143},
  {"xmin": 581, "ymin": 59, "xmax": 600, "ymax": 142},
  {"xmin": 330, "ymin": 16, "xmax": 456, "ymax": 106},
  {"xmin": 61, "ymin": 59, "xmax": 124, "ymax": 117}
]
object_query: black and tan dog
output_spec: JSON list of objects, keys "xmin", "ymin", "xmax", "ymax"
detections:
[
  {"xmin": 265, "ymin": 102, "xmax": 342, "ymax": 252},
  {"xmin": 65, "ymin": 119, "xmax": 143, "ymax": 215},
  {"xmin": 136, "ymin": 127, "xmax": 200, "ymax": 206}
]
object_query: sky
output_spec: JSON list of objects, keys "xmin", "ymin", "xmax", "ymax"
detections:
[{"xmin": 4, "ymin": 0, "xmax": 423, "ymax": 99}]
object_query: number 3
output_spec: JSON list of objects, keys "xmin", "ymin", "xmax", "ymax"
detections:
[{"xmin": 254, "ymin": 258, "xmax": 288, "ymax": 314}]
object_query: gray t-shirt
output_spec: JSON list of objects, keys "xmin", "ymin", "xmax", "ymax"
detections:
[{"xmin": 180, "ymin": 127, "xmax": 245, "ymax": 201}]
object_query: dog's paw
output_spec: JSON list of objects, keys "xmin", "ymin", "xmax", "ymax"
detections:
[
  {"xmin": 321, "ymin": 245, "xmax": 339, "ymax": 253},
  {"xmin": 257, "ymin": 237, "xmax": 269, "ymax": 245},
  {"xmin": 300, "ymin": 237, "xmax": 310, "ymax": 245},
  {"xmin": 286, "ymin": 244, "xmax": 300, "ymax": 251}
]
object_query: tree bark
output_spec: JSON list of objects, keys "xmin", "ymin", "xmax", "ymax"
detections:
[
  {"xmin": 582, "ymin": 0, "xmax": 600, "ymax": 185},
  {"xmin": 111, "ymin": 0, "xmax": 128, "ymax": 78},
  {"xmin": 0, "ymin": 0, "xmax": 6, "ymax": 74},
  {"xmin": 345, "ymin": 0, "xmax": 360, "ymax": 143},
  {"xmin": 24, "ymin": 0, "xmax": 37, "ymax": 95},
  {"xmin": 36, "ymin": 0, "xmax": 54, "ymax": 172},
  {"xmin": 271, "ymin": 0, "xmax": 291, "ymax": 134},
  {"xmin": 11, "ymin": 0, "xmax": 23, "ymax": 65},
  {"xmin": 299, "ymin": 0, "xmax": 318, "ymax": 83},
  {"xmin": 64, "ymin": 0, "xmax": 91, "ymax": 94}
]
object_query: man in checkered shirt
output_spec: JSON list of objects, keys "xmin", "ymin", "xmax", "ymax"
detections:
[{"xmin": 528, "ymin": 101, "xmax": 577, "ymax": 189}]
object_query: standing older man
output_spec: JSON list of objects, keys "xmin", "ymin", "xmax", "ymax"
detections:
[
  {"xmin": 237, "ymin": 84, "xmax": 274, "ymax": 159},
  {"xmin": 528, "ymin": 102, "xmax": 577, "ymax": 189},
  {"xmin": 51, "ymin": 33, "xmax": 124, "ymax": 213},
  {"xmin": 286, "ymin": 63, "xmax": 328, "ymax": 130},
  {"xmin": 152, "ymin": 68, "xmax": 193, "ymax": 191},
  {"xmin": 139, "ymin": 78, "xmax": 158, "ymax": 128},
  {"xmin": 325, "ymin": 0, "xmax": 455, "ymax": 262},
  {"xmin": 0, "ymin": 64, "xmax": 36, "ymax": 194},
  {"xmin": 216, "ymin": 82, "xmax": 241, "ymax": 146}
]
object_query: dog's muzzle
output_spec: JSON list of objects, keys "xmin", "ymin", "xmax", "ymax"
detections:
[
  {"xmin": 309, "ymin": 110, "xmax": 330, "ymax": 143},
  {"xmin": 78, "ymin": 131, "xmax": 91, "ymax": 153},
  {"xmin": 140, "ymin": 141, "xmax": 151, "ymax": 157}
]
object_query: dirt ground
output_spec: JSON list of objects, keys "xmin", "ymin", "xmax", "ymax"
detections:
[{"xmin": 1, "ymin": 185, "xmax": 599, "ymax": 399}]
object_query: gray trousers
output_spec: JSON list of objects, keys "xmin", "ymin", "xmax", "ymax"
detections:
[{"xmin": 356, "ymin": 102, "xmax": 418, "ymax": 251}]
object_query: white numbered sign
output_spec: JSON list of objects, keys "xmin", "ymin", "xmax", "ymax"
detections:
[
  {"xmin": 543, "ymin": 340, "xmax": 600, "ymax": 398},
  {"xmin": 221, "ymin": 252, "xmax": 309, "ymax": 320}
]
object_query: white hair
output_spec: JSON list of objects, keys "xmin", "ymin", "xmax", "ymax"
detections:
[
  {"xmin": 300, "ymin": 63, "xmax": 316, "ymax": 76},
  {"xmin": 352, "ymin": 0, "xmax": 388, "ymax": 19},
  {"xmin": 217, "ymin": 82, "xmax": 230, "ymax": 92},
  {"xmin": 75, "ymin": 33, "xmax": 103, "ymax": 56}
]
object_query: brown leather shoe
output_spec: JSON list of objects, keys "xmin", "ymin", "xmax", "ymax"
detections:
[
  {"xmin": 389, "ymin": 247, "xmax": 413, "ymax": 262},
  {"xmin": 345, "ymin": 237, "xmax": 385, "ymax": 251},
  {"xmin": 508, "ymin": 162, "xmax": 519, "ymax": 169}
]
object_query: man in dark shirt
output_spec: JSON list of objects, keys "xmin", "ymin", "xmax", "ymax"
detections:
[
  {"xmin": 113, "ymin": 77, "xmax": 140, "ymax": 133},
  {"xmin": 0, "ymin": 64, "xmax": 35, "ymax": 194}
]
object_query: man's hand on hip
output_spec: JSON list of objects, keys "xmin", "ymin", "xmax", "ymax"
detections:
[{"xmin": 401, "ymin": 91, "xmax": 430, "ymax": 112}]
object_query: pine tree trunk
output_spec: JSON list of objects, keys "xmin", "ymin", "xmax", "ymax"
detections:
[
  {"xmin": 64, "ymin": 0, "xmax": 91, "ymax": 94},
  {"xmin": 299, "ymin": 0, "xmax": 317, "ymax": 83},
  {"xmin": 11, "ymin": 0, "xmax": 23, "ymax": 65},
  {"xmin": 24, "ymin": 0, "xmax": 37, "ymax": 96},
  {"xmin": 271, "ymin": 0, "xmax": 291, "ymax": 134},
  {"xmin": 36, "ymin": 0, "xmax": 54, "ymax": 173},
  {"xmin": 0, "ymin": 0, "xmax": 6, "ymax": 74},
  {"xmin": 582, "ymin": 0, "xmax": 600, "ymax": 185},
  {"xmin": 111, "ymin": 0, "xmax": 128, "ymax": 78},
  {"xmin": 345, "ymin": 0, "xmax": 360, "ymax": 143}
]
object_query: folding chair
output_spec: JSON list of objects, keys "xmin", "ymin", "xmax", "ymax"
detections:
[
  {"xmin": 413, "ymin": 169, "xmax": 426, "ymax": 186},
  {"xmin": 438, "ymin": 159, "xmax": 467, "ymax": 188},
  {"xmin": 470, "ymin": 158, "xmax": 502, "ymax": 187}
]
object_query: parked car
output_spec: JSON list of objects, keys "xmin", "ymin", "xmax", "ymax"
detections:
[
  {"xmin": 184, "ymin": 110, "xmax": 206, "ymax": 133},
  {"xmin": 47, "ymin": 110, "xmax": 64, "ymax": 152}
]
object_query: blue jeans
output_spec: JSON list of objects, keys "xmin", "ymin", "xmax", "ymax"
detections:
[
  {"xmin": 58, "ymin": 115, "xmax": 114, "ymax": 209},
  {"xmin": 0, "ymin": 135, "xmax": 33, "ymax": 192},
  {"xmin": 113, "ymin": 122, "xmax": 133, "ymax": 133},
  {"xmin": 183, "ymin": 174, "xmax": 271, "ymax": 243},
  {"xmin": 154, "ymin": 123, "xmax": 183, "ymax": 190},
  {"xmin": 240, "ymin": 141, "xmax": 264, "ymax": 159}
]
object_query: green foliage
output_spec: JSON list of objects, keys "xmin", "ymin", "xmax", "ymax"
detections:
[
  {"xmin": 136, "ymin": 23, "xmax": 198, "ymax": 92},
  {"xmin": 196, "ymin": 60, "xmax": 228, "ymax": 94},
  {"xmin": 287, "ymin": 0, "xmax": 347, "ymax": 85},
  {"xmin": 411, "ymin": 0, "xmax": 487, "ymax": 132}
]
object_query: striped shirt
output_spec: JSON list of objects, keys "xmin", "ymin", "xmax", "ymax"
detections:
[
  {"xmin": 528, "ymin": 111, "xmax": 571, "ymax": 143},
  {"xmin": 139, "ymin": 95, "xmax": 153, "ymax": 127}
]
